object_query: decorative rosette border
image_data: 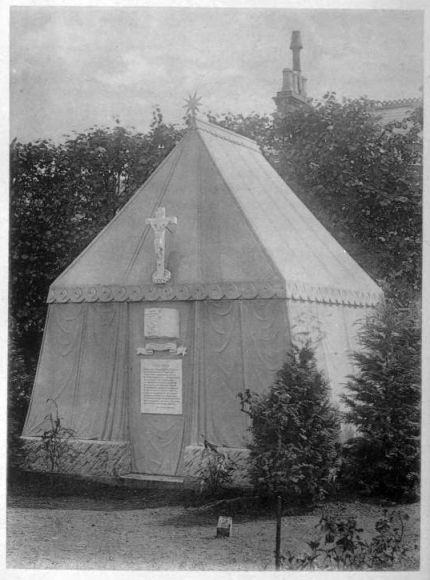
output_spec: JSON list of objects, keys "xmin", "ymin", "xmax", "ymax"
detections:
[{"xmin": 47, "ymin": 280, "xmax": 382, "ymax": 306}]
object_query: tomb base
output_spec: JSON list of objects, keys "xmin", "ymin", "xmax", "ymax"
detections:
[
  {"xmin": 18, "ymin": 439, "xmax": 253, "ymax": 488},
  {"xmin": 19, "ymin": 437, "xmax": 132, "ymax": 477}
]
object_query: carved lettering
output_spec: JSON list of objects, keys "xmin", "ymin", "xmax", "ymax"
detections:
[
  {"xmin": 141, "ymin": 359, "xmax": 182, "ymax": 414},
  {"xmin": 144, "ymin": 308, "xmax": 179, "ymax": 338}
]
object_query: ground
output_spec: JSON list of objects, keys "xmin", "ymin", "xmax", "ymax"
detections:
[{"xmin": 7, "ymin": 472, "xmax": 420, "ymax": 571}]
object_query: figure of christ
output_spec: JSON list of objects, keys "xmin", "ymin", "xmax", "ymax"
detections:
[{"xmin": 145, "ymin": 207, "xmax": 178, "ymax": 284}]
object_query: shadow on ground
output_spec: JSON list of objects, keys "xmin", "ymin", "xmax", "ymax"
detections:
[
  {"xmin": 8, "ymin": 470, "xmax": 187, "ymax": 511},
  {"xmin": 7, "ymin": 470, "xmax": 313, "ymax": 522}
]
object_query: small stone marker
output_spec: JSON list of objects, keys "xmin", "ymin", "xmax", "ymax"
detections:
[{"xmin": 216, "ymin": 516, "xmax": 232, "ymax": 537}]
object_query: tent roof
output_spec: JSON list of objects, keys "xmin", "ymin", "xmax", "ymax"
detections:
[{"xmin": 49, "ymin": 118, "xmax": 382, "ymax": 306}]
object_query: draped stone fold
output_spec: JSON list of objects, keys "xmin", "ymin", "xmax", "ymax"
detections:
[{"xmin": 24, "ymin": 300, "xmax": 291, "ymax": 475}]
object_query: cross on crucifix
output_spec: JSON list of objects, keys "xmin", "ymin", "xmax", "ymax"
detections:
[{"xmin": 146, "ymin": 207, "xmax": 177, "ymax": 284}]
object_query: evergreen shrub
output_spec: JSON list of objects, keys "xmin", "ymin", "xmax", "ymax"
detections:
[
  {"xmin": 238, "ymin": 344, "xmax": 340, "ymax": 503},
  {"xmin": 341, "ymin": 300, "xmax": 420, "ymax": 501}
]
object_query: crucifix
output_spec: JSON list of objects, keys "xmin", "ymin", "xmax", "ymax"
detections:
[{"xmin": 146, "ymin": 207, "xmax": 177, "ymax": 284}]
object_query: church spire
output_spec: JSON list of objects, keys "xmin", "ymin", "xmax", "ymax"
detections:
[
  {"xmin": 290, "ymin": 30, "xmax": 303, "ymax": 72},
  {"xmin": 273, "ymin": 31, "xmax": 311, "ymax": 117}
]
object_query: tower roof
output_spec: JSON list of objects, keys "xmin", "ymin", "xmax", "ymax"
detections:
[{"xmin": 49, "ymin": 118, "xmax": 382, "ymax": 306}]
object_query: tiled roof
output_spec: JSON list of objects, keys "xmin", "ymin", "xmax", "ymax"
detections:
[
  {"xmin": 371, "ymin": 97, "xmax": 421, "ymax": 125},
  {"xmin": 372, "ymin": 97, "xmax": 421, "ymax": 110}
]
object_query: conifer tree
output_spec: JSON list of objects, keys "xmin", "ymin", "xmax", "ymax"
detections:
[
  {"xmin": 341, "ymin": 300, "xmax": 420, "ymax": 500},
  {"xmin": 239, "ymin": 344, "xmax": 340, "ymax": 502}
]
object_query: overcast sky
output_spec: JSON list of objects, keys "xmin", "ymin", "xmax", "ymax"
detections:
[{"xmin": 10, "ymin": 6, "xmax": 424, "ymax": 143}]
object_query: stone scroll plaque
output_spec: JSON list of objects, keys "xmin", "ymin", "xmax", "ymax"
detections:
[
  {"xmin": 144, "ymin": 308, "xmax": 179, "ymax": 338},
  {"xmin": 140, "ymin": 359, "xmax": 182, "ymax": 414}
]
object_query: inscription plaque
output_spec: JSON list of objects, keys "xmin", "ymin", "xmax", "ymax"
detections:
[
  {"xmin": 144, "ymin": 308, "xmax": 179, "ymax": 338},
  {"xmin": 141, "ymin": 359, "xmax": 182, "ymax": 414}
]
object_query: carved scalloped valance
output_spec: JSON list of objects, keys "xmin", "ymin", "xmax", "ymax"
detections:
[
  {"xmin": 47, "ymin": 280, "xmax": 381, "ymax": 306},
  {"xmin": 285, "ymin": 281, "xmax": 381, "ymax": 306}
]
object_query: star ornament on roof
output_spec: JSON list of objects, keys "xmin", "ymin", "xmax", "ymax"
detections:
[{"xmin": 184, "ymin": 92, "xmax": 202, "ymax": 120}]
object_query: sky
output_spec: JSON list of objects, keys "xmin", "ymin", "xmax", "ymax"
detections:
[{"xmin": 10, "ymin": 6, "xmax": 424, "ymax": 142}]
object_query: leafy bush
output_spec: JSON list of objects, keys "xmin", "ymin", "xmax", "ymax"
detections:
[
  {"xmin": 238, "ymin": 344, "xmax": 340, "ymax": 503},
  {"xmin": 195, "ymin": 443, "xmax": 236, "ymax": 498},
  {"xmin": 284, "ymin": 509, "xmax": 415, "ymax": 570},
  {"xmin": 9, "ymin": 112, "xmax": 184, "ymax": 446},
  {"xmin": 8, "ymin": 332, "xmax": 33, "ymax": 472},
  {"xmin": 340, "ymin": 300, "xmax": 420, "ymax": 501},
  {"xmin": 41, "ymin": 400, "xmax": 76, "ymax": 472},
  {"xmin": 210, "ymin": 95, "xmax": 422, "ymax": 302},
  {"xmin": 279, "ymin": 95, "xmax": 422, "ymax": 298},
  {"xmin": 10, "ymin": 110, "xmax": 183, "ymax": 370}
]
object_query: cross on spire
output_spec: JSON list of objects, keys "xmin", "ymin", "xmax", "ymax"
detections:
[
  {"xmin": 145, "ymin": 207, "xmax": 177, "ymax": 284},
  {"xmin": 184, "ymin": 92, "xmax": 202, "ymax": 124}
]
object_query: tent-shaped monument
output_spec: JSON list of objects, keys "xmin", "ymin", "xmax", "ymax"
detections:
[{"xmin": 22, "ymin": 117, "xmax": 382, "ymax": 481}]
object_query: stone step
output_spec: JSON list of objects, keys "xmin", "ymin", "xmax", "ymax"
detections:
[{"xmin": 119, "ymin": 473, "xmax": 185, "ymax": 488}]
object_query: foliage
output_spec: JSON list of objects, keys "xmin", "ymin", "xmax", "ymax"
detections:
[
  {"xmin": 207, "ymin": 111, "xmax": 276, "ymax": 160},
  {"xmin": 278, "ymin": 94, "xmax": 422, "ymax": 297},
  {"xmin": 10, "ymin": 95, "xmax": 422, "ymax": 480},
  {"xmin": 41, "ymin": 399, "xmax": 76, "ymax": 472},
  {"xmin": 10, "ymin": 109, "xmax": 183, "ymax": 365},
  {"xmin": 8, "ymin": 329, "xmax": 33, "ymax": 471},
  {"xmin": 239, "ymin": 344, "xmax": 340, "ymax": 503},
  {"xmin": 9, "ymin": 110, "xmax": 182, "ymax": 439},
  {"xmin": 195, "ymin": 445, "xmax": 236, "ymax": 498},
  {"xmin": 340, "ymin": 299, "xmax": 420, "ymax": 501},
  {"xmin": 210, "ymin": 95, "xmax": 422, "ymax": 302},
  {"xmin": 284, "ymin": 509, "xmax": 414, "ymax": 570}
]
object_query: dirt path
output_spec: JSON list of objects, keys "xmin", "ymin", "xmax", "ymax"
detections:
[
  {"xmin": 7, "ymin": 497, "xmax": 420, "ymax": 570},
  {"xmin": 8, "ymin": 504, "xmax": 276, "ymax": 570}
]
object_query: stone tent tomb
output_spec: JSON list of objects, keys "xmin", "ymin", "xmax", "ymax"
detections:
[{"xmin": 22, "ymin": 118, "xmax": 382, "ymax": 481}]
